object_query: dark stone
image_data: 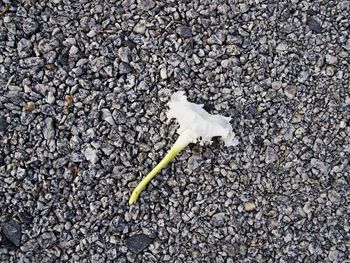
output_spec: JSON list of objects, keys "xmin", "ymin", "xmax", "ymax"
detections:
[
  {"xmin": 0, "ymin": 220, "xmax": 22, "ymax": 247},
  {"xmin": 163, "ymin": 183, "xmax": 174, "ymax": 195},
  {"xmin": 0, "ymin": 28, "xmax": 6, "ymax": 41},
  {"xmin": 58, "ymin": 53, "xmax": 69, "ymax": 66},
  {"xmin": 177, "ymin": 26, "xmax": 192, "ymax": 38},
  {"xmin": 119, "ymin": 62, "xmax": 133, "ymax": 74},
  {"xmin": 0, "ymin": 116, "xmax": 7, "ymax": 132},
  {"xmin": 203, "ymin": 103, "xmax": 215, "ymax": 112},
  {"xmin": 307, "ymin": 9, "xmax": 318, "ymax": 16},
  {"xmin": 18, "ymin": 211, "xmax": 33, "ymax": 224},
  {"xmin": 42, "ymin": 104, "xmax": 56, "ymax": 116},
  {"xmin": 123, "ymin": 40, "xmax": 137, "ymax": 50},
  {"xmin": 307, "ymin": 17, "xmax": 322, "ymax": 33},
  {"xmin": 0, "ymin": 154, "xmax": 4, "ymax": 166},
  {"xmin": 125, "ymin": 234, "xmax": 153, "ymax": 254}
]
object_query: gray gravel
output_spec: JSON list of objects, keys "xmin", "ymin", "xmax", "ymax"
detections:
[{"xmin": 1, "ymin": 0, "xmax": 350, "ymax": 262}]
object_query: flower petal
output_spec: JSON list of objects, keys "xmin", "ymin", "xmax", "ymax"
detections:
[{"xmin": 166, "ymin": 92, "xmax": 237, "ymax": 146}]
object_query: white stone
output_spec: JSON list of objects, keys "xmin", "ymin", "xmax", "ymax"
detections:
[
  {"xmin": 325, "ymin": 54, "xmax": 338, "ymax": 65},
  {"xmin": 302, "ymin": 202, "xmax": 312, "ymax": 214},
  {"xmin": 69, "ymin": 45, "xmax": 79, "ymax": 56},
  {"xmin": 244, "ymin": 201, "xmax": 256, "ymax": 211},
  {"xmin": 265, "ymin": 146, "xmax": 278, "ymax": 163},
  {"xmin": 284, "ymin": 85, "xmax": 297, "ymax": 99},
  {"xmin": 192, "ymin": 54, "xmax": 201, "ymax": 64},
  {"xmin": 276, "ymin": 42, "xmax": 288, "ymax": 52},
  {"xmin": 160, "ymin": 67, "xmax": 167, "ymax": 80},
  {"xmin": 133, "ymin": 20, "xmax": 146, "ymax": 34},
  {"xmin": 101, "ymin": 108, "xmax": 116, "ymax": 126},
  {"xmin": 83, "ymin": 147, "xmax": 99, "ymax": 164},
  {"xmin": 221, "ymin": 59, "xmax": 230, "ymax": 68}
]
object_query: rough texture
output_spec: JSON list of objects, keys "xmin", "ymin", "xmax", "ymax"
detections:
[
  {"xmin": 1, "ymin": 221, "xmax": 22, "ymax": 247},
  {"xmin": 125, "ymin": 234, "xmax": 154, "ymax": 254},
  {"xmin": 0, "ymin": 0, "xmax": 349, "ymax": 262}
]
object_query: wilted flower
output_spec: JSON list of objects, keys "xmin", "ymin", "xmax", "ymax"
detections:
[{"xmin": 129, "ymin": 91, "xmax": 237, "ymax": 205}]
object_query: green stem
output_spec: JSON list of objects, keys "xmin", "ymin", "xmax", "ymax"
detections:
[{"xmin": 129, "ymin": 144, "xmax": 183, "ymax": 205}]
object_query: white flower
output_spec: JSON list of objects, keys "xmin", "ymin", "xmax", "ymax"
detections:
[
  {"xmin": 129, "ymin": 91, "xmax": 238, "ymax": 205},
  {"xmin": 166, "ymin": 91, "xmax": 238, "ymax": 148}
]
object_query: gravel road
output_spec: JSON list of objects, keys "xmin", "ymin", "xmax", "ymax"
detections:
[{"xmin": 0, "ymin": 0, "xmax": 349, "ymax": 262}]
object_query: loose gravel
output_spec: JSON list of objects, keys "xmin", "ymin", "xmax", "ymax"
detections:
[{"xmin": 0, "ymin": 0, "xmax": 349, "ymax": 262}]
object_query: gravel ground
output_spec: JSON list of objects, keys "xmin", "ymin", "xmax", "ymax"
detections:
[{"xmin": 1, "ymin": 0, "xmax": 349, "ymax": 262}]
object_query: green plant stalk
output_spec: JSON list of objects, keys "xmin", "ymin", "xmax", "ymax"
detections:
[
  {"xmin": 129, "ymin": 130, "xmax": 193, "ymax": 205},
  {"xmin": 129, "ymin": 144, "xmax": 182, "ymax": 205}
]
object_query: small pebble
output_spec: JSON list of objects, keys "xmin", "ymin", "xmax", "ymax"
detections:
[
  {"xmin": 243, "ymin": 202, "xmax": 256, "ymax": 212},
  {"xmin": 83, "ymin": 147, "xmax": 99, "ymax": 164},
  {"xmin": 265, "ymin": 146, "xmax": 278, "ymax": 164},
  {"xmin": 284, "ymin": 85, "xmax": 297, "ymax": 99},
  {"xmin": 43, "ymin": 117, "xmax": 55, "ymax": 140},
  {"xmin": 307, "ymin": 17, "xmax": 322, "ymax": 33},
  {"xmin": 125, "ymin": 234, "xmax": 154, "ymax": 254},
  {"xmin": 160, "ymin": 67, "xmax": 167, "ymax": 80},
  {"xmin": 276, "ymin": 42, "xmax": 288, "ymax": 52},
  {"xmin": 1, "ymin": 220, "xmax": 22, "ymax": 247}
]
